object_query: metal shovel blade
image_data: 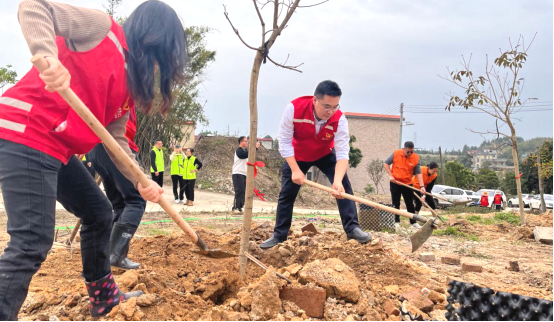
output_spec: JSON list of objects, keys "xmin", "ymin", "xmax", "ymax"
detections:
[
  {"xmin": 193, "ymin": 249, "xmax": 238, "ymax": 258},
  {"xmin": 409, "ymin": 218, "xmax": 435, "ymax": 253}
]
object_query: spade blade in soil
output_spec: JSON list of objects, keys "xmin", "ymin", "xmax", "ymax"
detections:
[
  {"xmin": 193, "ymin": 249, "xmax": 238, "ymax": 258},
  {"xmin": 410, "ymin": 218, "xmax": 435, "ymax": 253}
]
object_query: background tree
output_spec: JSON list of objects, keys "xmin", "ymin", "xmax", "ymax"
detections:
[
  {"xmin": 366, "ymin": 159, "xmax": 385, "ymax": 194},
  {"xmin": 224, "ymin": 0, "xmax": 327, "ymax": 276},
  {"xmin": 441, "ymin": 160, "xmax": 475, "ymax": 189},
  {"xmin": 444, "ymin": 35, "xmax": 536, "ymax": 224},
  {"xmin": 135, "ymin": 26, "xmax": 215, "ymax": 166},
  {"xmin": 475, "ymin": 168, "xmax": 501, "ymax": 190},
  {"xmin": 501, "ymin": 171, "xmax": 518, "ymax": 195},
  {"xmin": 348, "ymin": 135, "xmax": 362, "ymax": 168},
  {"xmin": 0, "ymin": 65, "xmax": 17, "ymax": 94},
  {"xmin": 459, "ymin": 153, "xmax": 473, "ymax": 169},
  {"xmin": 273, "ymin": 138, "xmax": 279, "ymax": 150}
]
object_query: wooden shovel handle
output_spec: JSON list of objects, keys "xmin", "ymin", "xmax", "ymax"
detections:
[
  {"xmin": 304, "ymin": 180, "xmax": 429, "ymax": 223},
  {"xmin": 394, "ymin": 180, "xmax": 449, "ymax": 202},
  {"xmin": 31, "ymin": 55, "xmax": 199, "ymax": 244}
]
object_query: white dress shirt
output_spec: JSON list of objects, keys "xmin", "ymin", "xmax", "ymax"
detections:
[{"xmin": 278, "ymin": 102, "xmax": 350, "ymax": 161}]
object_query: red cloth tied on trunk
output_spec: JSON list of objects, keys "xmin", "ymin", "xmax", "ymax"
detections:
[{"xmin": 247, "ymin": 161, "xmax": 266, "ymax": 201}]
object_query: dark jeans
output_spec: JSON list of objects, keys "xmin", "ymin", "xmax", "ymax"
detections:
[
  {"xmin": 89, "ymin": 144, "xmax": 146, "ymax": 228},
  {"xmin": 390, "ymin": 182, "xmax": 416, "ymax": 224},
  {"xmin": 414, "ymin": 190, "xmax": 436, "ymax": 212},
  {"xmin": 232, "ymin": 174, "xmax": 246, "ymax": 210},
  {"xmin": 151, "ymin": 171, "xmax": 164, "ymax": 187},
  {"xmin": 171, "ymin": 175, "xmax": 185, "ymax": 201},
  {"xmin": 184, "ymin": 179, "xmax": 195, "ymax": 201},
  {"xmin": 273, "ymin": 152, "xmax": 359, "ymax": 240},
  {"xmin": 0, "ymin": 139, "xmax": 112, "ymax": 320}
]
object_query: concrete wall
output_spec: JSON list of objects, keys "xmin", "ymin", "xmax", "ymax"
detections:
[{"xmin": 346, "ymin": 116, "xmax": 400, "ymax": 194}]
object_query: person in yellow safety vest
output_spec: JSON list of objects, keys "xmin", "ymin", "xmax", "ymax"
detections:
[
  {"xmin": 182, "ymin": 148, "xmax": 202, "ymax": 206},
  {"xmin": 170, "ymin": 145, "xmax": 186, "ymax": 203},
  {"xmin": 150, "ymin": 140, "xmax": 165, "ymax": 187},
  {"xmin": 81, "ymin": 153, "xmax": 96, "ymax": 178}
]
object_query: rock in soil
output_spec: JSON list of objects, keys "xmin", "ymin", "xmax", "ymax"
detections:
[
  {"xmin": 298, "ymin": 258, "xmax": 361, "ymax": 303},
  {"xmin": 250, "ymin": 268, "xmax": 286, "ymax": 320}
]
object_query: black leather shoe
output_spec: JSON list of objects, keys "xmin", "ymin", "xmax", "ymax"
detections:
[
  {"xmin": 260, "ymin": 235, "xmax": 285, "ymax": 249},
  {"xmin": 346, "ymin": 227, "xmax": 372, "ymax": 244}
]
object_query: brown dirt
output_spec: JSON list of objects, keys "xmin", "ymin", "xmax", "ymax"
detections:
[{"xmin": 3, "ymin": 208, "xmax": 552, "ymax": 321}]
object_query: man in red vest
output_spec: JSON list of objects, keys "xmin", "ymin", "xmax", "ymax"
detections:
[
  {"xmin": 260, "ymin": 80, "xmax": 371, "ymax": 249},
  {"xmin": 384, "ymin": 141, "xmax": 425, "ymax": 230}
]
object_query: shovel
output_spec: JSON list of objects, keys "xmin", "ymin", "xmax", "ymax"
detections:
[
  {"xmin": 31, "ymin": 55, "xmax": 236, "ymax": 259},
  {"xmin": 304, "ymin": 180, "xmax": 436, "ymax": 252},
  {"xmin": 413, "ymin": 192, "xmax": 445, "ymax": 224}
]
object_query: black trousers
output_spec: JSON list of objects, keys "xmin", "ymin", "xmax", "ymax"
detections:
[
  {"xmin": 390, "ymin": 182, "xmax": 416, "ymax": 224},
  {"xmin": 273, "ymin": 152, "xmax": 360, "ymax": 240},
  {"xmin": 184, "ymin": 179, "xmax": 196, "ymax": 201},
  {"xmin": 82, "ymin": 161, "xmax": 96, "ymax": 178},
  {"xmin": 171, "ymin": 175, "xmax": 185, "ymax": 201},
  {"xmin": 413, "ymin": 191, "xmax": 436, "ymax": 212},
  {"xmin": 89, "ymin": 144, "xmax": 146, "ymax": 228},
  {"xmin": 232, "ymin": 174, "xmax": 246, "ymax": 210},
  {"xmin": 151, "ymin": 171, "xmax": 164, "ymax": 187},
  {"xmin": 0, "ymin": 139, "xmax": 112, "ymax": 320}
]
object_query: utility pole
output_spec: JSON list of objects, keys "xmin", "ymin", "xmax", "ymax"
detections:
[
  {"xmin": 398, "ymin": 103, "xmax": 404, "ymax": 148},
  {"xmin": 537, "ymin": 147, "xmax": 546, "ymax": 212},
  {"xmin": 439, "ymin": 146, "xmax": 445, "ymax": 185}
]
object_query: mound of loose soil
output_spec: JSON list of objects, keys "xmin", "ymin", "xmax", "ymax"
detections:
[{"xmin": 20, "ymin": 222, "xmax": 453, "ymax": 321}]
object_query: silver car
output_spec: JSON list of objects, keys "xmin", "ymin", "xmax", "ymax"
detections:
[
  {"xmin": 507, "ymin": 194, "xmax": 532, "ymax": 208},
  {"xmin": 431, "ymin": 185, "xmax": 470, "ymax": 208}
]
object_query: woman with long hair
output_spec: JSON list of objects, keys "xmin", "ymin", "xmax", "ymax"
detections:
[{"xmin": 0, "ymin": 0, "xmax": 187, "ymax": 318}]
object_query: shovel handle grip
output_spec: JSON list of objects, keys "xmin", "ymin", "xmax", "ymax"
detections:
[
  {"xmin": 304, "ymin": 180, "xmax": 427, "ymax": 224},
  {"xmin": 30, "ymin": 55, "xmax": 199, "ymax": 244}
]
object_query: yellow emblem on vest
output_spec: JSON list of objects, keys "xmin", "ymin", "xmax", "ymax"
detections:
[{"xmin": 325, "ymin": 132, "xmax": 332, "ymax": 139}]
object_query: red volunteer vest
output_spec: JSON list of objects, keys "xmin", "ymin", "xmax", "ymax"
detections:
[
  {"xmin": 494, "ymin": 194, "xmax": 502, "ymax": 205},
  {"xmin": 125, "ymin": 99, "xmax": 139, "ymax": 153},
  {"xmin": 0, "ymin": 18, "xmax": 130, "ymax": 163},
  {"xmin": 291, "ymin": 96, "xmax": 342, "ymax": 162}
]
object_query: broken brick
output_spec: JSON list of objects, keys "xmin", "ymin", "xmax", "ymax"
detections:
[
  {"xmin": 462, "ymin": 262, "xmax": 483, "ymax": 273},
  {"xmin": 399, "ymin": 289, "xmax": 434, "ymax": 313},
  {"xmin": 419, "ymin": 252, "xmax": 435, "ymax": 262},
  {"xmin": 508, "ymin": 261, "xmax": 520, "ymax": 272},
  {"xmin": 279, "ymin": 285, "xmax": 326, "ymax": 318},
  {"xmin": 301, "ymin": 223, "xmax": 320, "ymax": 235},
  {"xmin": 427, "ymin": 290, "xmax": 446, "ymax": 304},
  {"xmin": 383, "ymin": 300, "xmax": 400, "ymax": 316},
  {"xmin": 441, "ymin": 255, "xmax": 461, "ymax": 265}
]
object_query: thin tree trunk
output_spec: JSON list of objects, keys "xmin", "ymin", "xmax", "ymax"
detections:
[
  {"xmin": 238, "ymin": 51, "xmax": 264, "ymax": 276},
  {"xmin": 510, "ymin": 133, "xmax": 525, "ymax": 225},
  {"xmin": 537, "ymin": 147, "xmax": 546, "ymax": 212}
]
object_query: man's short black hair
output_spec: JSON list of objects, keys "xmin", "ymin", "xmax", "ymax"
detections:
[
  {"xmin": 314, "ymin": 80, "xmax": 342, "ymax": 99},
  {"xmin": 188, "ymin": 148, "xmax": 194, "ymax": 153},
  {"xmin": 155, "ymin": 139, "xmax": 162, "ymax": 143},
  {"xmin": 404, "ymin": 141, "xmax": 415, "ymax": 149},
  {"xmin": 238, "ymin": 136, "xmax": 246, "ymax": 144},
  {"xmin": 428, "ymin": 161, "xmax": 439, "ymax": 169}
]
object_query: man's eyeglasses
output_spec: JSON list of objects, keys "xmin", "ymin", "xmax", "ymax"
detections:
[
  {"xmin": 318, "ymin": 99, "xmax": 340, "ymax": 112},
  {"xmin": 405, "ymin": 150, "xmax": 414, "ymax": 155}
]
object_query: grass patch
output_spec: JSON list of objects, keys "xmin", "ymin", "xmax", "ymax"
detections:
[
  {"xmin": 147, "ymin": 228, "xmax": 171, "ymax": 236},
  {"xmin": 457, "ymin": 248, "xmax": 492, "ymax": 259},
  {"xmin": 433, "ymin": 226, "xmax": 479, "ymax": 241},
  {"xmin": 441, "ymin": 205, "xmax": 493, "ymax": 215},
  {"xmin": 462, "ymin": 212, "xmax": 520, "ymax": 226}
]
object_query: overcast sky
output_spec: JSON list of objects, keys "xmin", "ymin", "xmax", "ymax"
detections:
[{"xmin": 1, "ymin": 0, "xmax": 552, "ymax": 150}]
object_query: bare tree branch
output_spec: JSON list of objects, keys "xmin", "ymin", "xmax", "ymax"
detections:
[
  {"xmin": 298, "ymin": 0, "xmax": 330, "ymax": 8},
  {"xmin": 267, "ymin": 55, "xmax": 304, "ymax": 72},
  {"xmin": 223, "ymin": 5, "xmax": 259, "ymax": 51},
  {"xmin": 252, "ymin": 0, "xmax": 266, "ymax": 45}
]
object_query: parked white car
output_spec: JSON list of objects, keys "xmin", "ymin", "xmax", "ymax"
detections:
[
  {"xmin": 469, "ymin": 189, "xmax": 507, "ymax": 209},
  {"xmin": 529, "ymin": 194, "xmax": 553, "ymax": 210},
  {"xmin": 507, "ymin": 194, "xmax": 532, "ymax": 208},
  {"xmin": 431, "ymin": 185, "xmax": 470, "ymax": 208}
]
